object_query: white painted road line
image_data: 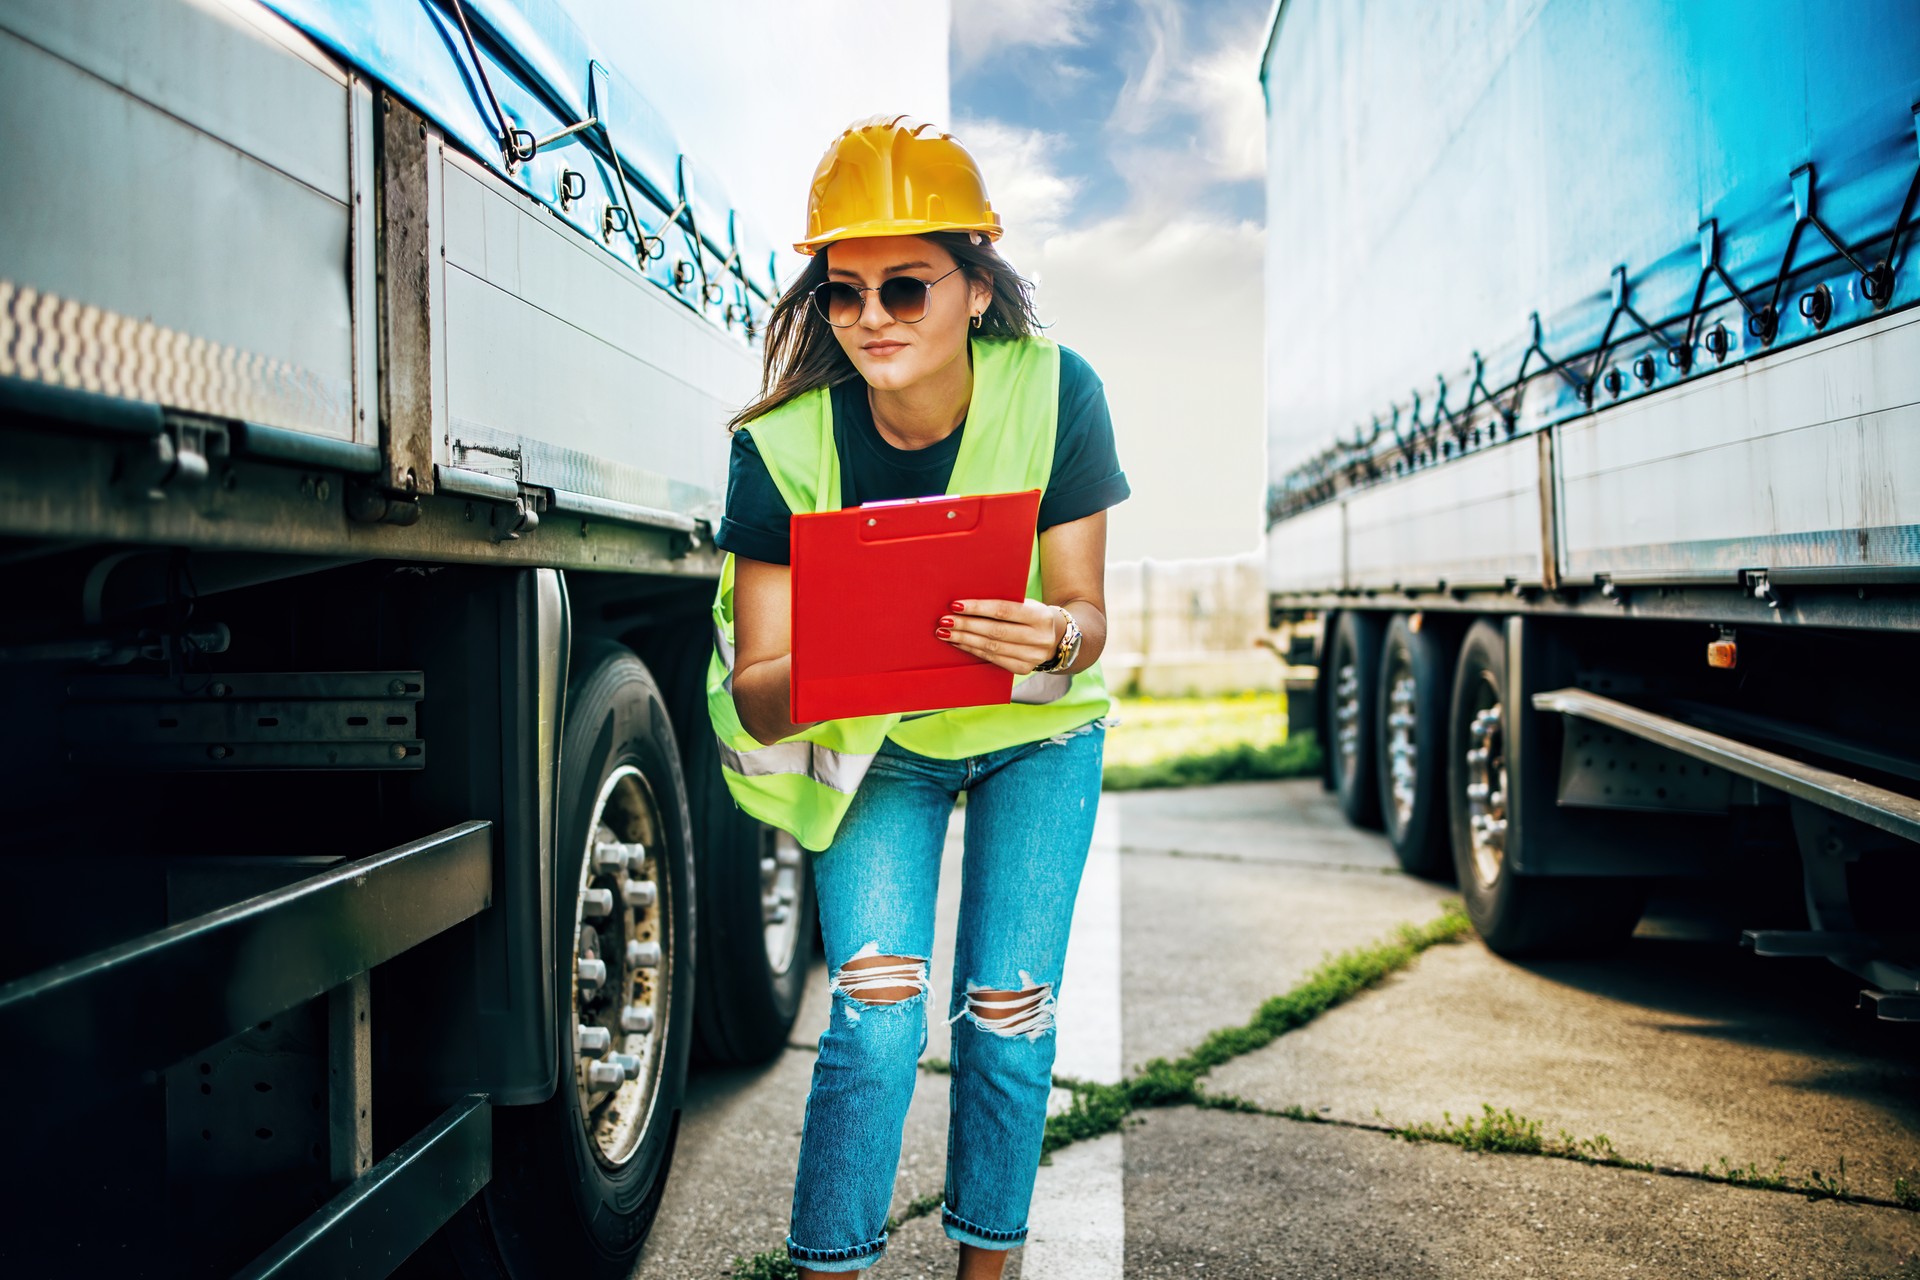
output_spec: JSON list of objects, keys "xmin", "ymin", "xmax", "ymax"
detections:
[{"xmin": 1024, "ymin": 797, "xmax": 1124, "ymax": 1278}]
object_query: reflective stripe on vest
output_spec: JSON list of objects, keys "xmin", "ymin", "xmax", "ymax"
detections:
[{"xmin": 714, "ymin": 736, "xmax": 875, "ymax": 794}]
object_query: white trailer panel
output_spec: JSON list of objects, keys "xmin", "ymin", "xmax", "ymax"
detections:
[
  {"xmin": 439, "ymin": 153, "xmax": 758, "ymax": 522},
  {"xmin": 1266, "ymin": 498, "xmax": 1345, "ymax": 593},
  {"xmin": 1343, "ymin": 439, "xmax": 1544, "ymax": 591},
  {"xmin": 1559, "ymin": 308, "xmax": 1920, "ymax": 581}
]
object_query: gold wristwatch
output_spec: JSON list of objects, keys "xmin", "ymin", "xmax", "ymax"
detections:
[{"xmin": 1031, "ymin": 605, "xmax": 1082, "ymax": 674}]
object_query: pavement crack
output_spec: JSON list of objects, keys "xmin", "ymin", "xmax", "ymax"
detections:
[{"xmin": 1192, "ymin": 1097, "xmax": 1920, "ymax": 1214}]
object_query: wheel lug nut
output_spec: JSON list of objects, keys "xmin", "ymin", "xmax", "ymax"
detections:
[
  {"xmin": 627, "ymin": 939, "xmax": 661, "ymax": 968},
  {"xmin": 577, "ymin": 956, "xmax": 607, "ymax": 988},
  {"xmin": 622, "ymin": 878, "xmax": 657, "ymax": 908},
  {"xmin": 581, "ymin": 888, "xmax": 615, "ymax": 919},
  {"xmin": 776, "ymin": 844, "xmax": 802, "ymax": 868},
  {"xmin": 593, "ymin": 841, "xmax": 636, "ymax": 874},
  {"xmin": 577, "ymin": 1024, "xmax": 611, "ymax": 1055},
  {"xmin": 611, "ymin": 1052, "xmax": 641, "ymax": 1081},
  {"xmin": 760, "ymin": 856, "xmax": 777, "ymax": 879},
  {"xmin": 621, "ymin": 1004, "xmax": 655, "ymax": 1034},
  {"xmin": 588, "ymin": 1060, "xmax": 624, "ymax": 1089}
]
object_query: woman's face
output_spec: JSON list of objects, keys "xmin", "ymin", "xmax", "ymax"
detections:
[{"xmin": 821, "ymin": 235, "xmax": 991, "ymax": 392}]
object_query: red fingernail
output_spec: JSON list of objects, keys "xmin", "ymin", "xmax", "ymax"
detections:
[
  {"xmin": 950, "ymin": 602, "xmax": 965, "ymax": 612},
  {"xmin": 935, "ymin": 627, "xmax": 951, "ymax": 639},
  {"xmin": 939, "ymin": 616, "xmax": 954, "ymax": 627}
]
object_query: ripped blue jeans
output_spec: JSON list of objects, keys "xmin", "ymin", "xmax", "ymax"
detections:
[{"xmin": 786, "ymin": 716, "xmax": 1108, "ymax": 1272}]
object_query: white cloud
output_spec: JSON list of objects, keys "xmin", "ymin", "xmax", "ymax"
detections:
[
  {"xmin": 951, "ymin": 117, "xmax": 1081, "ymax": 253},
  {"xmin": 951, "ymin": 0, "xmax": 1096, "ymax": 70},
  {"xmin": 1111, "ymin": 0, "xmax": 1267, "ymax": 186},
  {"xmin": 1025, "ymin": 209, "xmax": 1267, "ymax": 560}
]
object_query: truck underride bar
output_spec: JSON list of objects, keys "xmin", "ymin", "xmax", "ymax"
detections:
[
  {"xmin": 234, "ymin": 1095, "xmax": 493, "ymax": 1280},
  {"xmin": 0, "ymin": 821, "xmax": 494, "ymax": 1124},
  {"xmin": 1531, "ymin": 689, "xmax": 1920, "ymax": 843}
]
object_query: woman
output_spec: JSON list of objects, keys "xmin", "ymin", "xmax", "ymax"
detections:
[{"xmin": 705, "ymin": 115, "xmax": 1129, "ymax": 1278}]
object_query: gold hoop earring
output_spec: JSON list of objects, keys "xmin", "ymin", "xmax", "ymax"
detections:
[{"xmin": 971, "ymin": 312, "xmax": 983, "ymax": 329}]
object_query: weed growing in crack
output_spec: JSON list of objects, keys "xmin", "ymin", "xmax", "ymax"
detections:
[
  {"xmin": 726, "ymin": 1249, "xmax": 799, "ymax": 1279},
  {"xmin": 1704, "ymin": 1155, "xmax": 1790, "ymax": 1191},
  {"xmin": 884, "ymin": 1190, "xmax": 946, "ymax": 1232},
  {"xmin": 920, "ymin": 1055, "xmax": 950, "ymax": 1074},
  {"xmin": 1395, "ymin": 1105, "xmax": 1546, "ymax": 1155},
  {"xmin": 1804, "ymin": 1157, "xmax": 1851, "ymax": 1201}
]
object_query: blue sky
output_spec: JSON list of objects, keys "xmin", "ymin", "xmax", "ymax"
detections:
[
  {"xmin": 948, "ymin": 0, "xmax": 1275, "ymax": 560},
  {"xmin": 952, "ymin": 0, "xmax": 1269, "ymax": 230}
]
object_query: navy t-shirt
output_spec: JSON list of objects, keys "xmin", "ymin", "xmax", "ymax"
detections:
[{"xmin": 715, "ymin": 345, "xmax": 1129, "ymax": 565}]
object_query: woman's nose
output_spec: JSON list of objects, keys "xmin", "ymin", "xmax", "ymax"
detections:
[{"xmin": 858, "ymin": 288, "xmax": 893, "ymax": 329}]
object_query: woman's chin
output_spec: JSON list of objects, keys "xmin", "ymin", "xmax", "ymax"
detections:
[{"xmin": 852, "ymin": 359, "xmax": 920, "ymax": 391}]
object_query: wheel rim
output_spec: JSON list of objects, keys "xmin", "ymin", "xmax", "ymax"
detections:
[
  {"xmin": 571, "ymin": 764, "xmax": 671, "ymax": 1168},
  {"xmin": 1334, "ymin": 647, "xmax": 1362, "ymax": 786},
  {"xmin": 1463, "ymin": 675, "xmax": 1507, "ymax": 888},
  {"xmin": 1384, "ymin": 643, "xmax": 1418, "ymax": 834},
  {"xmin": 761, "ymin": 826, "xmax": 803, "ymax": 976}
]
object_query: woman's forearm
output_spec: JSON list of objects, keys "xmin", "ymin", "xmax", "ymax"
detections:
[{"xmin": 733, "ymin": 653, "xmax": 824, "ymax": 746}]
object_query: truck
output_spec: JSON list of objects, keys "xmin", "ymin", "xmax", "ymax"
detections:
[
  {"xmin": 1259, "ymin": 0, "xmax": 1920, "ymax": 1016},
  {"xmin": 0, "ymin": 1, "xmax": 941, "ymax": 1274}
]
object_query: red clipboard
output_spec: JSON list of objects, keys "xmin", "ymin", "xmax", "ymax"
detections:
[{"xmin": 789, "ymin": 488, "xmax": 1042, "ymax": 721}]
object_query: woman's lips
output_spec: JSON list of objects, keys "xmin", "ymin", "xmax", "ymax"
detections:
[{"xmin": 862, "ymin": 341, "xmax": 907, "ymax": 357}]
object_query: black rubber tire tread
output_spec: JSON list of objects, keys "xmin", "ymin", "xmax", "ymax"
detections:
[
  {"xmin": 1375, "ymin": 614, "xmax": 1459, "ymax": 879},
  {"xmin": 444, "ymin": 643, "xmax": 695, "ymax": 1280},
  {"xmin": 1328, "ymin": 610, "xmax": 1384, "ymax": 829},
  {"xmin": 1446, "ymin": 621, "xmax": 1646, "ymax": 956},
  {"xmin": 645, "ymin": 621, "xmax": 815, "ymax": 1067}
]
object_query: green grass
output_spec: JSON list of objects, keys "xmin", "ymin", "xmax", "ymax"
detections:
[
  {"xmin": 1101, "ymin": 691, "xmax": 1291, "ymax": 769},
  {"xmin": 1102, "ymin": 733, "xmax": 1323, "ymax": 791},
  {"xmin": 726, "ymin": 1250, "xmax": 799, "ymax": 1280}
]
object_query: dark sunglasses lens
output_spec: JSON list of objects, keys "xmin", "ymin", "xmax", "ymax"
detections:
[
  {"xmin": 877, "ymin": 277, "xmax": 931, "ymax": 322},
  {"xmin": 813, "ymin": 282, "xmax": 863, "ymax": 326}
]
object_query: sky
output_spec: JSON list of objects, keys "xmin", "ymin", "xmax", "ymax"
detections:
[
  {"xmin": 577, "ymin": 0, "xmax": 1273, "ymax": 563},
  {"xmin": 950, "ymin": 0, "xmax": 1274, "ymax": 562}
]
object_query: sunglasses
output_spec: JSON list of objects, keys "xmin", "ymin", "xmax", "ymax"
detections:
[{"xmin": 809, "ymin": 264, "xmax": 965, "ymax": 328}]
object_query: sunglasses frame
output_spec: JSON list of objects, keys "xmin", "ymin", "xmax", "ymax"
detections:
[{"xmin": 809, "ymin": 264, "xmax": 966, "ymax": 328}]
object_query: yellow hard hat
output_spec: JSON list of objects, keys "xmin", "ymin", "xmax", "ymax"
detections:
[{"xmin": 795, "ymin": 115, "xmax": 1003, "ymax": 255}]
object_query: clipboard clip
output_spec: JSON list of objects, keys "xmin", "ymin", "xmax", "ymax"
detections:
[{"xmin": 858, "ymin": 494, "xmax": 984, "ymax": 540}]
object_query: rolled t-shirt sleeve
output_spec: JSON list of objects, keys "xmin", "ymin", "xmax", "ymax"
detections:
[
  {"xmin": 714, "ymin": 428, "xmax": 794, "ymax": 565},
  {"xmin": 1037, "ymin": 346, "xmax": 1131, "ymax": 532}
]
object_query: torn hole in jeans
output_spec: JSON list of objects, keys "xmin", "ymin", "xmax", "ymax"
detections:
[
  {"xmin": 829, "ymin": 940, "xmax": 929, "ymax": 1025},
  {"xmin": 947, "ymin": 970, "xmax": 1056, "ymax": 1040}
]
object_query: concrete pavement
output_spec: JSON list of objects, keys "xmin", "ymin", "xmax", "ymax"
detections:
[{"xmin": 631, "ymin": 779, "xmax": 1920, "ymax": 1279}]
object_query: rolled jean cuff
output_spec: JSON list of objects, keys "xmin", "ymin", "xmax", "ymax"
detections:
[
  {"xmin": 786, "ymin": 1232, "xmax": 886, "ymax": 1272},
  {"xmin": 941, "ymin": 1203, "xmax": 1027, "ymax": 1250}
]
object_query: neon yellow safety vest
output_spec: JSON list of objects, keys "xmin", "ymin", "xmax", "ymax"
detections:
[{"xmin": 706, "ymin": 335, "xmax": 1111, "ymax": 851}]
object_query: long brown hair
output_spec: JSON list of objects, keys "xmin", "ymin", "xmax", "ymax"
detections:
[{"xmin": 728, "ymin": 231, "xmax": 1045, "ymax": 430}]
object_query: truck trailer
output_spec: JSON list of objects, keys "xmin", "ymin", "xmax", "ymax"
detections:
[
  {"xmin": 1260, "ymin": 0, "xmax": 1920, "ymax": 1013},
  {"xmin": 0, "ymin": 1, "xmax": 943, "ymax": 1273}
]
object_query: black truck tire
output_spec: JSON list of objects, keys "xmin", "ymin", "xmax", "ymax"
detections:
[
  {"xmin": 446, "ymin": 643, "xmax": 695, "ymax": 1279},
  {"xmin": 1375, "ymin": 613, "xmax": 1457, "ymax": 878},
  {"xmin": 646, "ymin": 621, "xmax": 816, "ymax": 1067},
  {"xmin": 1327, "ymin": 610, "xmax": 1384, "ymax": 828},
  {"xmin": 1446, "ymin": 621, "xmax": 1645, "ymax": 955}
]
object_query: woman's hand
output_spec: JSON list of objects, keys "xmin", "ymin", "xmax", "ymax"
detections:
[{"xmin": 936, "ymin": 597, "xmax": 1063, "ymax": 674}]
